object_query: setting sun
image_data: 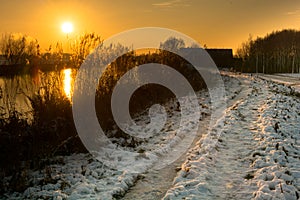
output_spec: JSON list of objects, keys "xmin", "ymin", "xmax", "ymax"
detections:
[{"xmin": 61, "ymin": 22, "xmax": 73, "ymax": 34}]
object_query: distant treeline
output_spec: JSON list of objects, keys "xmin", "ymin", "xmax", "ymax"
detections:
[
  {"xmin": 236, "ymin": 29, "xmax": 300, "ymax": 73},
  {"xmin": 0, "ymin": 32, "xmax": 102, "ymax": 70},
  {"xmin": 3, "ymin": 29, "xmax": 300, "ymax": 75}
]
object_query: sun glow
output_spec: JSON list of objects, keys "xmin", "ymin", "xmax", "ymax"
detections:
[{"xmin": 61, "ymin": 22, "xmax": 73, "ymax": 34}]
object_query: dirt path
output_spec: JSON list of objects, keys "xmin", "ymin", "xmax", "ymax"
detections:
[{"xmin": 121, "ymin": 75, "xmax": 251, "ymax": 200}]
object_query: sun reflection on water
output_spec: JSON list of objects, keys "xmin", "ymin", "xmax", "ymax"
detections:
[{"xmin": 63, "ymin": 68, "xmax": 73, "ymax": 100}]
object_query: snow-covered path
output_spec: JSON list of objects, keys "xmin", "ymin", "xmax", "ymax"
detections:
[
  {"xmin": 121, "ymin": 112, "xmax": 215, "ymax": 200},
  {"xmin": 121, "ymin": 75, "xmax": 249, "ymax": 199},
  {"xmin": 191, "ymin": 94, "xmax": 260, "ymax": 198},
  {"xmin": 166, "ymin": 79, "xmax": 264, "ymax": 199},
  {"xmin": 164, "ymin": 76, "xmax": 300, "ymax": 200}
]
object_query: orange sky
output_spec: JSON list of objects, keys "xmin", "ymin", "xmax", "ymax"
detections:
[{"xmin": 0, "ymin": 0, "xmax": 300, "ymax": 53}]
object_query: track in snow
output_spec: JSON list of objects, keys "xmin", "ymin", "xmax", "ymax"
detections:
[{"xmin": 122, "ymin": 74, "xmax": 248, "ymax": 200}]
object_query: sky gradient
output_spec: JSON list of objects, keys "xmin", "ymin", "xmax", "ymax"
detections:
[{"xmin": 0, "ymin": 0, "xmax": 300, "ymax": 53}]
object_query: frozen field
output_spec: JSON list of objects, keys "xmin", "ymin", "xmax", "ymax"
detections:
[{"xmin": 1, "ymin": 73, "xmax": 299, "ymax": 200}]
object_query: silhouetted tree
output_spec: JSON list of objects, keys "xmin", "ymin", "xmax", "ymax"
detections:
[
  {"xmin": 159, "ymin": 37, "xmax": 185, "ymax": 52},
  {"xmin": 190, "ymin": 42, "xmax": 201, "ymax": 48}
]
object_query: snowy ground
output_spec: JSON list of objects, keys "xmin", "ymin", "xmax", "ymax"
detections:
[
  {"xmin": 277, "ymin": 74, "xmax": 300, "ymax": 78},
  {"xmin": 164, "ymin": 74, "xmax": 300, "ymax": 200},
  {"xmin": 1, "ymin": 73, "xmax": 299, "ymax": 200},
  {"xmin": 258, "ymin": 73, "xmax": 300, "ymax": 94}
]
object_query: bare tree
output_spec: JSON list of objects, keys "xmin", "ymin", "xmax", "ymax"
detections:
[
  {"xmin": 189, "ymin": 42, "xmax": 201, "ymax": 48},
  {"xmin": 159, "ymin": 37, "xmax": 185, "ymax": 52}
]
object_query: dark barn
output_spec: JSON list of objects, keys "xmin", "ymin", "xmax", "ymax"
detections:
[{"xmin": 205, "ymin": 48, "xmax": 233, "ymax": 68}]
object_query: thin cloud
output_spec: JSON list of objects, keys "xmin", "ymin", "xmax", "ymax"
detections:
[
  {"xmin": 152, "ymin": 0, "xmax": 190, "ymax": 8},
  {"xmin": 286, "ymin": 9, "xmax": 300, "ymax": 15}
]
